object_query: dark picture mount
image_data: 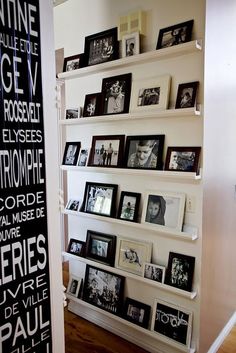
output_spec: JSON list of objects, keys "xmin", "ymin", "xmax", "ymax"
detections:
[
  {"xmin": 62, "ymin": 141, "xmax": 81, "ymax": 166},
  {"xmin": 85, "ymin": 230, "xmax": 116, "ymax": 266},
  {"xmin": 84, "ymin": 27, "xmax": 119, "ymax": 67},
  {"xmin": 117, "ymin": 191, "xmax": 141, "ymax": 223},
  {"xmin": 156, "ymin": 20, "xmax": 194, "ymax": 49},
  {"xmin": 165, "ymin": 146, "xmax": 201, "ymax": 173},
  {"xmin": 88, "ymin": 135, "xmax": 125, "ymax": 168},
  {"xmin": 63, "ymin": 53, "xmax": 85, "ymax": 72},
  {"xmin": 164, "ymin": 252, "xmax": 195, "ymax": 292},
  {"xmin": 82, "ymin": 92, "xmax": 104, "ymax": 117},
  {"xmin": 83, "ymin": 265, "xmax": 125, "ymax": 315},
  {"xmin": 67, "ymin": 238, "xmax": 85, "ymax": 257},
  {"xmin": 101, "ymin": 73, "xmax": 132, "ymax": 115},
  {"xmin": 175, "ymin": 81, "xmax": 199, "ymax": 109},
  {"xmin": 123, "ymin": 297, "xmax": 151, "ymax": 329},
  {"xmin": 123, "ymin": 135, "xmax": 165, "ymax": 170}
]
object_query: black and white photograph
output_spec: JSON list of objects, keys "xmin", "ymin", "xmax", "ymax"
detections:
[
  {"xmin": 63, "ymin": 53, "xmax": 84, "ymax": 72},
  {"xmin": 123, "ymin": 298, "xmax": 151, "ymax": 328},
  {"xmin": 117, "ymin": 191, "xmax": 141, "ymax": 222},
  {"xmin": 65, "ymin": 199, "xmax": 80, "ymax": 212},
  {"xmin": 65, "ymin": 108, "xmax": 81, "ymax": 119},
  {"xmin": 62, "ymin": 142, "xmax": 81, "ymax": 166},
  {"xmin": 156, "ymin": 20, "xmax": 194, "ymax": 49},
  {"xmin": 66, "ymin": 275, "xmax": 83, "ymax": 298},
  {"xmin": 67, "ymin": 238, "xmax": 85, "ymax": 257},
  {"xmin": 85, "ymin": 230, "xmax": 116, "ymax": 266},
  {"xmin": 122, "ymin": 32, "xmax": 140, "ymax": 57},
  {"xmin": 165, "ymin": 252, "xmax": 195, "ymax": 292},
  {"xmin": 175, "ymin": 81, "xmax": 199, "ymax": 109},
  {"xmin": 143, "ymin": 263, "xmax": 165, "ymax": 283},
  {"xmin": 82, "ymin": 93, "xmax": 103, "ymax": 117},
  {"xmin": 83, "ymin": 265, "xmax": 125, "ymax": 315},
  {"xmin": 101, "ymin": 73, "xmax": 132, "ymax": 115},
  {"xmin": 77, "ymin": 149, "xmax": 89, "ymax": 166},
  {"xmin": 165, "ymin": 147, "xmax": 201, "ymax": 172}
]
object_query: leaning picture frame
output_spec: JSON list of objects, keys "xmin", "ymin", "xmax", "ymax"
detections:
[
  {"xmin": 122, "ymin": 32, "xmax": 140, "ymax": 58},
  {"xmin": 66, "ymin": 274, "xmax": 83, "ymax": 299},
  {"xmin": 82, "ymin": 93, "xmax": 104, "ymax": 117},
  {"xmin": 65, "ymin": 199, "xmax": 80, "ymax": 212},
  {"xmin": 143, "ymin": 263, "xmax": 166, "ymax": 284},
  {"xmin": 175, "ymin": 81, "xmax": 199, "ymax": 109},
  {"xmin": 77, "ymin": 148, "xmax": 90, "ymax": 167},
  {"xmin": 63, "ymin": 53, "xmax": 84, "ymax": 72},
  {"xmin": 65, "ymin": 107, "xmax": 81, "ymax": 119},
  {"xmin": 164, "ymin": 146, "xmax": 201, "ymax": 173},
  {"xmin": 85, "ymin": 230, "xmax": 116, "ymax": 266},
  {"xmin": 62, "ymin": 142, "xmax": 81, "ymax": 166},
  {"xmin": 156, "ymin": 20, "xmax": 194, "ymax": 49},
  {"xmin": 123, "ymin": 297, "xmax": 151, "ymax": 329},
  {"xmin": 117, "ymin": 191, "xmax": 141, "ymax": 223},
  {"xmin": 67, "ymin": 238, "xmax": 85, "ymax": 257}
]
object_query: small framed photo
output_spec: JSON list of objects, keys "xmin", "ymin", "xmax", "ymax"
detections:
[
  {"xmin": 143, "ymin": 263, "xmax": 165, "ymax": 284},
  {"xmin": 65, "ymin": 108, "xmax": 81, "ymax": 119},
  {"xmin": 165, "ymin": 147, "xmax": 201, "ymax": 172},
  {"xmin": 175, "ymin": 81, "xmax": 199, "ymax": 109},
  {"xmin": 85, "ymin": 230, "xmax": 116, "ymax": 266},
  {"xmin": 81, "ymin": 182, "xmax": 118, "ymax": 218},
  {"xmin": 83, "ymin": 265, "xmax": 125, "ymax": 315},
  {"xmin": 151, "ymin": 299, "xmax": 192, "ymax": 348},
  {"xmin": 67, "ymin": 238, "xmax": 85, "ymax": 257},
  {"xmin": 88, "ymin": 135, "xmax": 125, "ymax": 167},
  {"xmin": 101, "ymin": 73, "xmax": 132, "ymax": 115},
  {"xmin": 63, "ymin": 53, "xmax": 84, "ymax": 72},
  {"xmin": 82, "ymin": 93, "xmax": 103, "ymax": 117},
  {"xmin": 66, "ymin": 274, "xmax": 83, "ymax": 298},
  {"xmin": 115, "ymin": 237, "xmax": 152, "ymax": 276},
  {"xmin": 123, "ymin": 298, "xmax": 151, "ymax": 329},
  {"xmin": 77, "ymin": 148, "xmax": 89, "ymax": 167},
  {"xmin": 164, "ymin": 252, "xmax": 195, "ymax": 292},
  {"xmin": 131, "ymin": 75, "xmax": 171, "ymax": 113},
  {"xmin": 117, "ymin": 191, "xmax": 141, "ymax": 222},
  {"xmin": 84, "ymin": 27, "xmax": 118, "ymax": 67},
  {"xmin": 156, "ymin": 20, "xmax": 194, "ymax": 49},
  {"xmin": 65, "ymin": 199, "xmax": 80, "ymax": 212},
  {"xmin": 122, "ymin": 32, "xmax": 140, "ymax": 58},
  {"xmin": 142, "ymin": 190, "xmax": 186, "ymax": 231},
  {"xmin": 62, "ymin": 142, "xmax": 81, "ymax": 166},
  {"xmin": 124, "ymin": 135, "xmax": 165, "ymax": 170}
]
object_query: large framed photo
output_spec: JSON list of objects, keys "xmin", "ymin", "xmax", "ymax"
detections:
[
  {"xmin": 62, "ymin": 142, "xmax": 81, "ymax": 166},
  {"xmin": 82, "ymin": 93, "xmax": 103, "ymax": 117},
  {"xmin": 83, "ymin": 265, "xmax": 125, "ymax": 315},
  {"xmin": 156, "ymin": 20, "xmax": 194, "ymax": 49},
  {"xmin": 84, "ymin": 27, "xmax": 118, "ymax": 67},
  {"xmin": 115, "ymin": 238, "xmax": 152, "ymax": 276},
  {"xmin": 101, "ymin": 73, "xmax": 132, "ymax": 115},
  {"xmin": 66, "ymin": 274, "xmax": 83, "ymax": 298},
  {"xmin": 85, "ymin": 230, "xmax": 116, "ymax": 266},
  {"xmin": 67, "ymin": 238, "xmax": 85, "ymax": 257},
  {"xmin": 143, "ymin": 263, "xmax": 165, "ymax": 284},
  {"xmin": 165, "ymin": 147, "xmax": 201, "ymax": 172},
  {"xmin": 63, "ymin": 53, "xmax": 84, "ymax": 72},
  {"xmin": 142, "ymin": 190, "xmax": 186, "ymax": 231},
  {"xmin": 124, "ymin": 135, "xmax": 165, "ymax": 170},
  {"xmin": 88, "ymin": 135, "xmax": 125, "ymax": 167},
  {"xmin": 175, "ymin": 81, "xmax": 199, "ymax": 109},
  {"xmin": 122, "ymin": 32, "xmax": 140, "ymax": 58},
  {"xmin": 131, "ymin": 75, "xmax": 171, "ymax": 113},
  {"xmin": 164, "ymin": 252, "xmax": 195, "ymax": 292},
  {"xmin": 123, "ymin": 297, "xmax": 151, "ymax": 329},
  {"xmin": 117, "ymin": 191, "xmax": 141, "ymax": 222},
  {"xmin": 81, "ymin": 182, "xmax": 118, "ymax": 217}
]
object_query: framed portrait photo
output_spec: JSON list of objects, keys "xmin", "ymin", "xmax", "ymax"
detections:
[
  {"xmin": 115, "ymin": 237, "xmax": 152, "ymax": 276},
  {"xmin": 117, "ymin": 191, "xmax": 141, "ymax": 222},
  {"xmin": 131, "ymin": 75, "xmax": 171, "ymax": 113},
  {"xmin": 67, "ymin": 238, "xmax": 85, "ymax": 257},
  {"xmin": 156, "ymin": 20, "xmax": 194, "ymax": 49},
  {"xmin": 123, "ymin": 298, "xmax": 151, "ymax": 329},
  {"xmin": 88, "ymin": 135, "xmax": 125, "ymax": 168},
  {"xmin": 101, "ymin": 73, "xmax": 132, "ymax": 115},
  {"xmin": 82, "ymin": 93, "xmax": 103, "ymax": 117},
  {"xmin": 65, "ymin": 199, "xmax": 80, "ymax": 212},
  {"xmin": 81, "ymin": 182, "xmax": 118, "ymax": 218},
  {"xmin": 122, "ymin": 32, "xmax": 140, "ymax": 58},
  {"xmin": 77, "ymin": 148, "xmax": 89, "ymax": 167},
  {"xmin": 165, "ymin": 147, "xmax": 201, "ymax": 173},
  {"xmin": 66, "ymin": 274, "xmax": 83, "ymax": 298},
  {"xmin": 143, "ymin": 263, "xmax": 165, "ymax": 284},
  {"xmin": 142, "ymin": 190, "xmax": 186, "ymax": 231},
  {"xmin": 83, "ymin": 265, "xmax": 125, "ymax": 315},
  {"xmin": 164, "ymin": 252, "xmax": 195, "ymax": 292},
  {"xmin": 62, "ymin": 142, "xmax": 81, "ymax": 166},
  {"xmin": 84, "ymin": 27, "xmax": 118, "ymax": 67},
  {"xmin": 65, "ymin": 107, "xmax": 81, "ymax": 119},
  {"xmin": 124, "ymin": 135, "xmax": 165, "ymax": 170},
  {"xmin": 151, "ymin": 299, "xmax": 192, "ymax": 348},
  {"xmin": 85, "ymin": 230, "xmax": 116, "ymax": 266},
  {"xmin": 175, "ymin": 81, "xmax": 199, "ymax": 109},
  {"xmin": 63, "ymin": 53, "xmax": 84, "ymax": 72}
]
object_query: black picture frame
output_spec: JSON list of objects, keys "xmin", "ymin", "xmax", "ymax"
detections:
[
  {"xmin": 85, "ymin": 230, "xmax": 116, "ymax": 266},
  {"xmin": 83, "ymin": 265, "xmax": 125, "ymax": 315},
  {"xmin": 164, "ymin": 252, "xmax": 195, "ymax": 292},
  {"xmin": 88, "ymin": 135, "xmax": 125, "ymax": 167},
  {"xmin": 124, "ymin": 135, "xmax": 165, "ymax": 170},
  {"xmin": 62, "ymin": 142, "xmax": 81, "ymax": 166},
  {"xmin": 117, "ymin": 191, "xmax": 141, "ymax": 223},
  {"xmin": 63, "ymin": 53, "xmax": 85, "ymax": 72},
  {"xmin": 164, "ymin": 146, "xmax": 201, "ymax": 172},
  {"xmin": 175, "ymin": 81, "xmax": 199, "ymax": 109},
  {"xmin": 84, "ymin": 27, "xmax": 119, "ymax": 67},
  {"xmin": 67, "ymin": 238, "xmax": 85, "ymax": 257},
  {"xmin": 101, "ymin": 73, "xmax": 132, "ymax": 115},
  {"xmin": 123, "ymin": 297, "xmax": 151, "ymax": 329},
  {"xmin": 82, "ymin": 93, "xmax": 104, "ymax": 117},
  {"xmin": 81, "ymin": 181, "xmax": 118, "ymax": 218},
  {"xmin": 156, "ymin": 20, "xmax": 194, "ymax": 49}
]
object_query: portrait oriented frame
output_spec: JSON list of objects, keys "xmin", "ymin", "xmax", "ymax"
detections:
[
  {"xmin": 66, "ymin": 274, "xmax": 83, "ymax": 299},
  {"xmin": 151, "ymin": 299, "xmax": 193, "ymax": 349},
  {"xmin": 175, "ymin": 81, "xmax": 199, "ymax": 109},
  {"xmin": 84, "ymin": 27, "xmax": 119, "ymax": 67},
  {"xmin": 88, "ymin": 135, "xmax": 125, "ymax": 168},
  {"xmin": 65, "ymin": 199, "xmax": 80, "ymax": 213},
  {"xmin": 63, "ymin": 53, "xmax": 84, "ymax": 72},
  {"xmin": 83, "ymin": 264, "xmax": 125, "ymax": 315},
  {"xmin": 143, "ymin": 263, "xmax": 166, "ymax": 284},
  {"xmin": 124, "ymin": 134, "xmax": 165, "ymax": 170},
  {"xmin": 117, "ymin": 191, "xmax": 141, "ymax": 223},
  {"xmin": 122, "ymin": 32, "xmax": 140, "ymax": 58},
  {"xmin": 130, "ymin": 75, "xmax": 171, "ymax": 113},
  {"xmin": 164, "ymin": 146, "xmax": 201, "ymax": 173},
  {"xmin": 67, "ymin": 238, "xmax": 85, "ymax": 257},
  {"xmin": 77, "ymin": 148, "xmax": 90, "ymax": 167},
  {"xmin": 156, "ymin": 20, "xmax": 194, "ymax": 49},
  {"xmin": 81, "ymin": 181, "xmax": 118, "ymax": 218},
  {"xmin": 62, "ymin": 142, "xmax": 81, "ymax": 166},
  {"xmin": 82, "ymin": 92, "xmax": 104, "ymax": 117},
  {"xmin": 85, "ymin": 230, "xmax": 116, "ymax": 266},
  {"xmin": 123, "ymin": 297, "xmax": 151, "ymax": 329},
  {"xmin": 142, "ymin": 190, "xmax": 186, "ymax": 231}
]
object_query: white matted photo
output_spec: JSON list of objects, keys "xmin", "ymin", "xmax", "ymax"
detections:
[
  {"xmin": 143, "ymin": 263, "xmax": 165, "ymax": 283},
  {"xmin": 122, "ymin": 32, "xmax": 140, "ymax": 57},
  {"xmin": 130, "ymin": 75, "xmax": 171, "ymax": 113},
  {"xmin": 142, "ymin": 190, "xmax": 185, "ymax": 231},
  {"xmin": 77, "ymin": 148, "xmax": 89, "ymax": 166},
  {"xmin": 66, "ymin": 274, "xmax": 82, "ymax": 298},
  {"xmin": 65, "ymin": 107, "xmax": 81, "ymax": 119}
]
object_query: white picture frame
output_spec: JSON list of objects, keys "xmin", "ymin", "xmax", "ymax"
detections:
[
  {"xmin": 141, "ymin": 190, "xmax": 185, "ymax": 231},
  {"xmin": 65, "ymin": 199, "xmax": 80, "ymax": 212},
  {"xmin": 77, "ymin": 148, "xmax": 90, "ymax": 166},
  {"xmin": 115, "ymin": 237, "xmax": 152, "ymax": 276},
  {"xmin": 66, "ymin": 275, "xmax": 82, "ymax": 298},
  {"xmin": 130, "ymin": 75, "xmax": 171, "ymax": 113},
  {"xmin": 65, "ymin": 107, "xmax": 81, "ymax": 119},
  {"xmin": 122, "ymin": 31, "xmax": 140, "ymax": 58},
  {"xmin": 143, "ymin": 263, "xmax": 166, "ymax": 283}
]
